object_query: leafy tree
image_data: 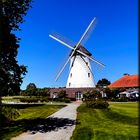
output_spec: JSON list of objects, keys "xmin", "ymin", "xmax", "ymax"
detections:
[
  {"xmin": 96, "ymin": 78, "xmax": 111, "ymax": 88},
  {"xmin": 0, "ymin": 0, "xmax": 32, "ymax": 125},
  {"xmin": 36, "ymin": 88, "xmax": 50, "ymax": 96},
  {"xmin": 0, "ymin": 0, "xmax": 32, "ymax": 96},
  {"xmin": 103, "ymin": 88, "xmax": 112, "ymax": 98},
  {"xmin": 26, "ymin": 83, "xmax": 37, "ymax": 96},
  {"xmin": 111, "ymin": 88, "xmax": 120, "ymax": 98},
  {"xmin": 103, "ymin": 88, "xmax": 120, "ymax": 99}
]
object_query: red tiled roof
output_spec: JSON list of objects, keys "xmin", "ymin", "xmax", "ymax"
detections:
[{"xmin": 108, "ymin": 75, "xmax": 139, "ymax": 88}]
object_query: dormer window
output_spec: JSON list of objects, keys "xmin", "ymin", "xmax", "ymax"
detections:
[
  {"xmin": 88, "ymin": 73, "xmax": 90, "ymax": 77},
  {"xmin": 70, "ymin": 73, "xmax": 72, "ymax": 77},
  {"xmin": 69, "ymin": 83, "xmax": 71, "ymax": 87}
]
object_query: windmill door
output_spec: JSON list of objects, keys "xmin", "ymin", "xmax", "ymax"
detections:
[{"xmin": 75, "ymin": 92, "xmax": 83, "ymax": 100}]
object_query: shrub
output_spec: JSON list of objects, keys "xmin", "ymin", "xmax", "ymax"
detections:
[
  {"xmin": 58, "ymin": 90, "xmax": 67, "ymax": 99},
  {"xmin": 19, "ymin": 96, "xmax": 50, "ymax": 103},
  {"xmin": 39, "ymin": 97, "xmax": 49, "ymax": 102},
  {"xmin": 93, "ymin": 99, "xmax": 109, "ymax": 109},
  {"xmin": 85, "ymin": 99, "xmax": 109, "ymax": 109},
  {"xmin": 64, "ymin": 98, "xmax": 71, "ymax": 103},
  {"xmin": 116, "ymin": 97, "xmax": 128, "ymax": 102},
  {"xmin": 20, "ymin": 97, "xmax": 38, "ymax": 103},
  {"xmin": 2, "ymin": 106, "xmax": 20, "ymax": 120},
  {"xmin": 83, "ymin": 89, "xmax": 101, "ymax": 99},
  {"xmin": 83, "ymin": 89, "xmax": 109, "ymax": 109}
]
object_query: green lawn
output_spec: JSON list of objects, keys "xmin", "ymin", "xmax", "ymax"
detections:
[
  {"xmin": 0, "ymin": 104, "xmax": 65, "ymax": 140},
  {"xmin": 71, "ymin": 102, "xmax": 139, "ymax": 140}
]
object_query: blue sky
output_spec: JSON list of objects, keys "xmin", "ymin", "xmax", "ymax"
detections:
[{"xmin": 16, "ymin": 0, "xmax": 138, "ymax": 89}]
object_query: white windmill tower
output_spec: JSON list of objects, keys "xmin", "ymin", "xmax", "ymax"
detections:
[{"xmin": 49, "ymin": 17, "xmax": 105, "ymax": 88}]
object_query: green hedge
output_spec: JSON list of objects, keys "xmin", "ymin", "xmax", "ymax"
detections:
[
  {"xmin": 20, "ymin": 97, "xmax": 38, "ymax": 103},
  {"xmin": 55, "ymin": 98, "xmax": 71, "ymax": 103},
  {"xmin": 19, "ymin": 97, "xmax": 49, "ymax": 103},
  {"xmin": 109, "ymin": 97, "xmax": 128, "ymax": 102}
]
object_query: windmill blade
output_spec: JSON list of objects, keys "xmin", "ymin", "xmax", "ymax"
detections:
[
  {"xmin": 76, "ymin": 49, "xmax": 105, "ymax": 67},
  {"xmin": 50, "ymin": 32, "xmax": 76, "ymax": 47},
  {"xmin": 55, "ymin": 18, "xmax": 98, "ymax": 80},
  {"xmin": 49, "ymin": 34, "xmax": 105, "ymax": 67},
  {"xmin": 49, "ymin": 34, "xmax": 74, "ymax": 50},
  {"xmin": 81, "ymin": 19, "xmax": 97, "ymax": 46},
  {"xmin": 55, "ymin": 45, "xmax": 78, "ymax": 81},
  {"xmin": 55, "ymin": 56, "xmax": 71, "ymax": 81},
  {"xmin": 75, "ymin": 17, "xmax": 96, "ymax": 49}
]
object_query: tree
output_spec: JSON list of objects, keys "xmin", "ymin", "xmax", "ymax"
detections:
[
  {"xmin": 0, "ymin": 0, "xmax": 32, "ymax": 126},
  {"xmin": 111, "ymin": 88, "xmax": 120, "ymax": 98},
  {"xmin": 26, "ymin": 83, "xmax": 37, "ymax": 96},
  {"xmin": 0, "ymin": 0, "xmax": 32, "ymax": 96},
  {"xmin": 103, "ymin": 88, "xmax": 120, "ymax": 99},
  {"xmin": 103, "ymin": 88, "xmax": 112, "ymax": 98},
  {"xmin": 36, "ymin": 88, "xmax": 50, "ymax": 96},
  {"xmin": 96, "ymin": 78, "xmax": 111, "ymax": 88}
]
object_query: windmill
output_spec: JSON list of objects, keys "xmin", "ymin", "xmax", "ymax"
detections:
[{"xmin": 49, "ymin": 17, "xmax": 105, "ymax": 88}]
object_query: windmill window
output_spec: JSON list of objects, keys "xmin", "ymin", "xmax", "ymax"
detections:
[
  {"xmin": 69, "ymin": 83, "xmax": 71, "ymax": 87},
  {"xmin": 88, "ymin": 73, "xmax": 90, "ymax": 77},
  {"xmin": 86, "ymin": 62, "xmax": 88, "ymax": 65},
  {"xmin": 70, "ymin": 73, "xmax": 72, "ymax": 77}
]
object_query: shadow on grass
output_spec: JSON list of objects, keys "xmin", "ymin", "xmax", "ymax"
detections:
[
  {"xmin": 101, "ymin": 109, "xmax": 138, "ymax": 125},
  {"xmin": 94, "ymin": 130, "xmax": 139, "ymax": 140},
  {"xmin": 0, "ymin": 117, "xmax": 77, "ymax": 139},
  {"xmin": 72, "ymin": 127, "xmax": 139, "ymax": 140},
  {"xmin": 2, "ymin": 103, "xmax": 44, "ymax": 109}
]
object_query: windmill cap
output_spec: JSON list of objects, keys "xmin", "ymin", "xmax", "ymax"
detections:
[{"xmin": 69, "ymin": 45, "xmax": 92, "ymax": 56}]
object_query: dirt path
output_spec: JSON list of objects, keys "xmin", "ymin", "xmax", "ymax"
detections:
[{"xmin": 12, "ymin": 102, "xmax": 81, "ymax": 140}]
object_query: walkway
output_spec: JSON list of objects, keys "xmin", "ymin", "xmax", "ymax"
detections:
[{"xmin": 12, "ymin": 102, "xmax": 81, "ymax": 140}]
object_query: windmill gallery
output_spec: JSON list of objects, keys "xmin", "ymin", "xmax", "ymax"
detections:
[{"xmin": 49, "ymin": 17, "xmax": 105, "ymax": 100}]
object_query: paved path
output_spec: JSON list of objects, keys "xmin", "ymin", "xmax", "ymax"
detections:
[{"xmin": 12, "ymin": 102, "xmax": 81, "ymax": 140}]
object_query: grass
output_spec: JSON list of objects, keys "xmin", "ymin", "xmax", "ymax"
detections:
[
  {"xmin": 71, "ymin": 102, "xmax": 139, "ymax": 140},
  {"xmin": 0, "ymin": 104, "xmax": 65, "ymax": 140}
]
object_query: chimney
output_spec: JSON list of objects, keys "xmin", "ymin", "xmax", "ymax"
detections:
[{"xmin": 123, "ymin": 73, "xmax": 130, "ymax": 76}]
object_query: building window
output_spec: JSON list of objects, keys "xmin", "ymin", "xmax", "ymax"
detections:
[
  {"xmin": 69, "ymin": 83, "xmax": 71, "ymax": 87},
  {"xmin": 88, "ymin": 73, "xmax": 90, "ymax": 77},
  {"xmin": 86, "ymin": 62, "xmax": 88, "ymax": 65},
  {"xmin": 70, "ymin": 73, "xmax": 72, "ymax": 77}
]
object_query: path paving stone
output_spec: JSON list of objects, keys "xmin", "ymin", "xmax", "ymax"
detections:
[{"xmin": 12, "ymin": 102, "xmax": 81, "ymax": 140}]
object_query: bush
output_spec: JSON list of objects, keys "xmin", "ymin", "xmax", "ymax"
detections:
[
  {"xmin": 83, "ymin": 89, "xmax": 109, "ymax": 109},
  {"xmin": 64, "ymin": 98, "xmax": 71, "ymax": 103},
  {"xmin": 110, "ymin": 97, "xmax": 117, "ymax": 101},
  {"xmin": 116, "ymin": 97, "xmax": 128, "ymax": 102},
  {"xmin": 2, "ymin": 106, "xmax": 20, "ymax": 121},
  {"xmin": 58, "ymin": 90, "xmax": 67, "ymax": 99},
  {"xmin": 20, "ymin": 97, "xmax": 38, "ymax": 103},
  {"xmin": 39, "ymin": 97, "xmax": 49, "ymax": 102},
  {"xmin": 20, "ymin": 97, "xmax": 50, "ymax": 103},
  {"xmin": 86, "ymin": 99, "xmax": 109, "ymax": 109},
  {"xmin": 93, "ymin": 99, "xmax": 109, "ymax": 109}
]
